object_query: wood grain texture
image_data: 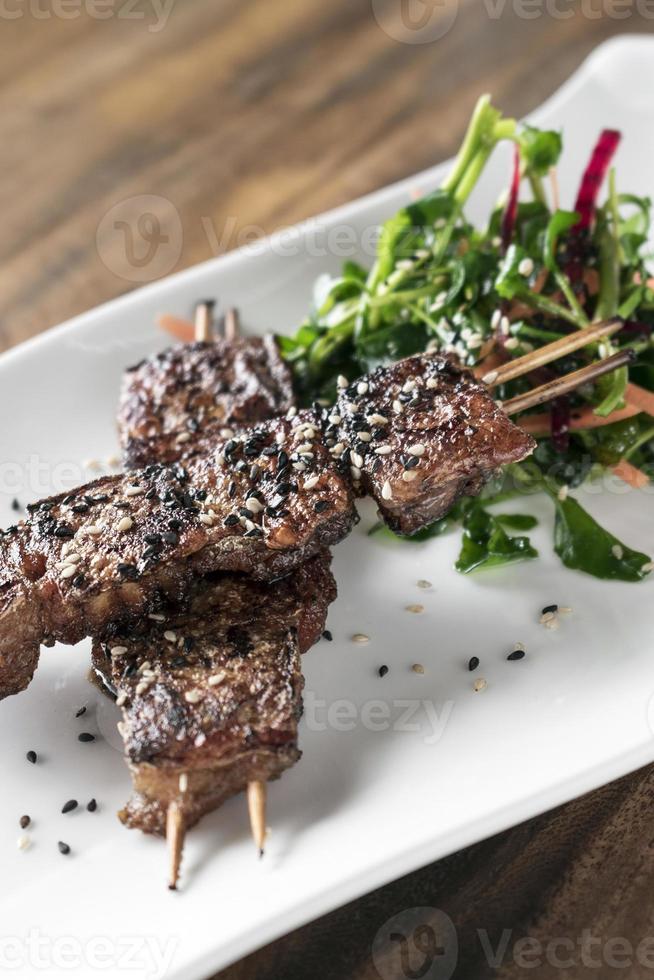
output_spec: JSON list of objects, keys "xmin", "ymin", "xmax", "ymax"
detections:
[{"xmin": 3, "ymin": 3, "xmax": 654, "ymax": 978}]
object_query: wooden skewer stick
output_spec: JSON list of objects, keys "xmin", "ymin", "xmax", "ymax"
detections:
[
  {"xmin": 247, "ymin": 780, "xmax": 267, "ymax": 858},
  {"xmin": 166, "ymin": 801, "xmax": 185, "ymax": 890},
  {"xmin": 194, "ymin": 300, "xmax": 215, "ymax": 342},
  {"xmin": 482, "ymin": 318, "xmax": 623, "ymax": 387},
  {"xmin": 224, "ymin": 307, "xmax": 240, "ymax": 342},
  {"xmin": 502, "ymin": 348, "xmax": 636, "ymax": 417}
]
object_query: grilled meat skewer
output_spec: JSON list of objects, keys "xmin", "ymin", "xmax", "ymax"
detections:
[
  {"xmin": 91, "ymin": 551, "xmax": 336, "ymax": 836},
  {"xmin": 0, "ymin": 353, "xmax": 533, "ymax": 699}
]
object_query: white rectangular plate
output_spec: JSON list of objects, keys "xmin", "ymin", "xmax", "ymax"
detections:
[{"xmin": 2, "ymin": 35, "xmax": 654, "ymax": 980}]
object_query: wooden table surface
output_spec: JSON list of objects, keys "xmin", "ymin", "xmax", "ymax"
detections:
[{"xmin": 4, "ymin": 3, "xmax": 654, "ymax": 978}]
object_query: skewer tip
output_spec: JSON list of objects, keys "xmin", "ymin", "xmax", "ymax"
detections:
[
  {"xmin": 166, "ymin": 801, "xmax": 185, "ymax": 891},
  {"xmin": 247, "ymin": 780, "xmax": 267, "ymax": 858}
]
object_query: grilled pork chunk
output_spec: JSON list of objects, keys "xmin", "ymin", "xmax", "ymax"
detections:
[
  {"xmin": 119, "ymin": 337, "xmax": 294, "ymax": 469},
  {"xmin": 0, "ymin": 353, "xmax": 534, "ymax": 698},
  {"xmin": 91, "ymin": 552, "xmax": 336, "ymax": 834},
  {"xmin": 334, "ymin": 354, "xmax": 535, "ymax": 534}
]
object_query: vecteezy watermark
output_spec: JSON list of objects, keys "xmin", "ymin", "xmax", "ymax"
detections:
[
  {"xmin": 371, "ymin": 0, "xmax": 460, "ymax": 44},
  {"xmin": 372, "ymin": 908, "xmax": 458, "ymax": 980},
  {"xmin": 0, "ymin": 0, "xmax": 175, "ymax": 31},
  {"xmin": 0, "ymin": 930, "xmax": 177, "ymax": 976},
  {"xmin": 481, "ymin": 0, "xmax": 654, "ymax": 21},
  {"xmin": 303, "ymin": 691, "xmax": 455, "ymax": 746},
  {"xmin": 96, "ymin": 194, "xmax": 183, "ymax": 283}
]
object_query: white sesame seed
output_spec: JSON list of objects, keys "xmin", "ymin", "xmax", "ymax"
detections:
[
  {"xmin": 641, "ymin": 561, "xmax": 654, "ymax": 573},
  {"xmin": 357, "ymin": 431, "xmax": 372, "ymax": 442},
  {"xmin": 208, "ymin": 672, "xmax": 226, "ymax": 686},
  {"xmin": 350, "ymin": 466, "xmax": 362, "ymax": 481},
  {"xmin": 393, "ymin": 399, "xmax": 404, "ymax": 413},
  {"xmin": 417, "ymin": 579, "xmax": 432, "ymax": 589},
  {"xmin": 612, "ymin": 544, "xmax": 624, "ymax": 560},
  {"xmin": 468, "ymin": 335, "xmax": 483, "ymax": 349},
  {"xmin": 328, "ymin": 414, "xmax": 342, "ymax": 425},
  {"xmin": 179, "ymin": 773, "xmax": 188, "ymax": 793},
  {"xmin": 124, "ymin": 485, "xmax": 144, "ymax": 497},
  {"xmin": 117, "ymin": 722, "xmax": 126, "ymax": 737},
  {"xmin": 199, "ymin": 513, "xmax": 214, "ymax": 526},
  {"xmin": 357, "ymin": 382, "xmax": 369, "ymax": 396},
  {"xmin": 106, "ymin": 454, "xmax": 120, "ymax": 467},
  {"xmin": 17, "ymin": 835, "xmax": 31, "ymax": 851},
  {"xmin": 194, "ymin": 733, "xmax": 207, "ymax": 747},
  {"xmin": 286, "ymin": 406, "xmax": 298, "ymax": 419},
  {"xmin": 482, "ymin": 370, "xmax": 499, "ymax": 385},
  {"xmin": 406, "ymin": 604, "xmax": 424, "ymax": 614},
  {"xmin": 495, "ymin": 399, "xmax": 504, "ymax": 409},
  {"xmin": 540, "ymin": 611, "xmax": 556, "ymax": 624},
  {"xmin": 558, "ymin": 484, "xmax": 569, "ymax": 502},
  {"xmin": 330, "ymin": 442, "xmax": 345, "ymax": 457},
  {"xmin": 245, "ymin": 497, "xmax": 263, "ymax": 515},
  {"xmin": 504, "ymin": 337, "xmax": 519, "ymax": 350},
  {"xmin": 296, "ymin": 442, "xmax": 313, "ymax": 454},
  {"xmin": 85, "ymin": 525, "xmax": 102, "ymax": 536},
  {"xmin": 135, "ymin": 681, "xmax": 150, "ymax": 695},
  {"xmin": 116, "ymin": 693, "xmax": 127, "ymax": 707},
  {"xmin": 402, "ymin": 470, "xmax": 418, "ymax": 483},
  {"xmin": 164, "ymin": 631, "xmax": 177, "ymax": 643},
  {"xmin": 176, "ymin": 433, "xmax": 191, "ymax": 444},
  {"xmin": 407, "ymin": 443, "xmax": 425, "ymax": 457},
  {"xmin": 292, "ymin": 461, "xmax": 307, "ymax": 472},
  {"xmin": 61, "ymin": 564, "xmax": 78, "ymax": 579},
  {"xmin": 84, "ymin": 458, "xmax": 101, "ymax": 471},
  {"xmin": 367, "ymin": 413, "xmax": 388, "ymax": 425},
  {"xmin": 491, "ymin": 309, "xmax": 502, "ymax": 330},
  {"xmin": 351, "ymin": 633, "xmax": 370, "ymax": 644},
  {"xmin": 351, "ymin": 451, "xmax": 364, "ymax": 469},
  {"xmin": 244, "ymin": 519, "xmax": 256, "ymax": 532},
  {"xmin": 117, "ymin": 516, "xmax": 133, "ymax": 533},
  {"xmin": 500, "ymin": 316, "xmax": 511, "ymax": 336},
  {"xmin": 110, "ymin": 646, "xmax": 128, "ymax": 657},
  {"xmin": 381, "ymin": 480, "xmax": 393, "ymax": 500},
  {"xmin": 337, "ymin": 375, "xmax": 349, "ymax": 389},
  {"xmin": 304, "ymin": 475, "xmax": 320, "ymax": 490},
  {"xmin": 412, "ymin": 663, "xmax": 425, "ymax": 674},
  {"xmin": 559, "ymin": 606, "xmax": 573, "ymax": 614},
  {"xmin": 426, "ymin": 378, "xmax": 438, "ymax": 389},
  {"xmin": 473, "ymin": 678, "xmax": 487, "ymax": 693},
  {"xmin": 185, "ymin": 689, "xmax": 204, "ymax": 704},
  {"xmin": 518, "ymin": 257, "xmax": 534, "ymax": 277},
  {"xmin": 220, "ymin": 427, "xmax": 235, "ymax": 439},
  {"xmin": 148, "ymin": 613, "xmax": 165, "ymax": 622},
  {"xmin": 375, "ymin": 445, "xmax": 392, "ymax": 455}
]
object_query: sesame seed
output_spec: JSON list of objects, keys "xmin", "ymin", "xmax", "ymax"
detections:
[
  {"xmin": 559, "ymin": 606, "xmax": 573, "ymax": 614},
  {"xmin": 304, "ymin": 475, "xmax": 320, "ymax": 490},
  {"xmin": 504, "ymin": 337, "xmax": 519, "ymax": 350},
  {"xmin": 208, "ymin": 672, "xmax": 226, "ymax": 686},
  {"xmin": 117, "ymin": 516, "xmax": 133, "ymax": 533},
  {"xmin": 612, "ymin": 544, "xmax": 624, "ymax": 560},
  {"xmin": 78, "ymin": 733, "xmax": 95, "ymax": 743},
  {"xmin": 26, "ymin": 750, "xmax": 37, "ymax": 764},
  {"xmin": 426, "ymin": 378, "xmax": 438, "ymax": 389},
  {"xmin": 135, "ymin": 681, "xmax": 149, "ymax": 696},
  {"xmin": 406, "ymin": 604, "xmax": 424, "ymax": 614},
  {"xmin": 19, "ymin": 815, "xmax": 30, "ymax": 829},
  {"xmin": 75, "ymin": 706, "xmax": 86, "ymax": 718},
  {"xmin": 378, "ymin": 665, "xmax": 389, "ymax": 678},
  {"xmin": 468, "ymin": 656, "xmax": 480, "ymax": 671},
  {"xmin": 62, "ymin": 799, "xmax": 78, "ymax": 814},
  {"xmin": 417, "ymin": 579, "xmax": 431, "ymax": 589},
  {"xmin": 245, "ymin": 497, "xmax": 263, "ymax": 514},
  {"xmin": 351, "ymin": 633, "xmax": 370, "ymax": 644},
  {"xmin": 350, "ymin": 451, "xmax": 363, "ymax": 469},
  {"xmin": 58, "ymin": 841, "xmax": 71, "ymax": 855},
  {"xmin": 539, "ymin": 611, "xmax": 556, "ymax": 625},
  {"xmin": 84, "ymin": 459, "xmax": 100, "ymax": 470},
  {"xmin": 328, "ymin": 414, "xmax": 342, "ymax": 425},
  {"xmin": 500, "ymin": 316, "xmax": 511, "ymax": 336},
  {"xmin": 17, "ymin": 835, "xmax": 31, "ymax": 851},
  {"xmin": 322, "ymin": 629, "xmax": 333, "ymax": 641},
  {"xmin": 164, "ymin": 631, "xmax": 177, "ymax": 642},
  {"xmin": 482, "ymin": 370, "xmax": 498, "ymax": 385},
  {"xmin": 330, "ymin": 442, "xmax": 345, "ymax": 457},
  {"xmin": 85, "ymin": 525, "xmax": 102, "ymax": 536},
  {"xmin": 337, "ymin": 375, "xmax": 349, "ymax": 389},
  {"xmin": 473, "ymin": 678, "xmax": 487, "ymax": 693},
  {"xmin": 111, "ymin": 646, "xmax": 128, "ymax": 657},
  {"xmin": 148, "ymin": 613, "xmax": 165, "ymax": 622},
  {"xmin": 115, "ymin": 693, "xmax": 127, "ymax": 707},
  {"xmin": 87, "ymin": 799, "xmax": 97, "ymax": 812},
  {"xmin": 381, "ymin": 480, "xmax": 393, "ymax": 501},
  {"xmin": 507, "ymin": 648, "xmax": 525, "ymax": 661},
  {"xmin": 61, "ymin": 564, "xmax": 78, "ymax": 579},
  {"xmin": 179, "ymin": 773, "xmax": 188, "ymax": 793},
  {"xmin": 392, "ymin": 399, "xmax": 404, "ymax": 413},
  {"xmin": 357, "ymin": 382, "xmax": 369, "ymax": 396},
  {"xmin": 407, "ymin": 443, "xmax": 425, "ymax": 457},
  {"xmin": 367, "ymin": 413, "xmax": 388, "ymax": 425},
  {"xmin": 641, "ymin": 561, "xmax": 654, "ymax": 573},
  {"xmin": 194, "ymin": 733, "xmax": 207, "ymax": 747},
  {"xmin": 412, "ymin": 663, "xmax": 425, "ymax": 674},
  {"xmin": 518, "ymin": 257, "xmax": 534, "ymax": 277},
  {"xmin": 402, "ymin": 471, "xmax": 418, "ymax": 483},
  {"xmin": 199, "ymin": 513, "xmax": 214, "ymax": 526},
  {"xmin": 357, "ymin": 431, "xmax": 372, "ymax": 442},
  {"xmin": 124, "ymin": 486, "xmax": 144, "ymax": 497},
  {"xmin": 185, "ymin": 689, "xmax": 204, "ymax": 704},
  {"xmin": 375, "ymin": 445, "xmax": 392, "ymax": 455},
  {"xmin": 176, "ymin": 433, "xmax": 191, "ymax": 444},
  {"xmin": 558, "ymin": 484, "xmax": 569, "ymax": 502},
  {"xmin": 491, "ymin": 309, "xmax": 502, "ymax": 330},
  {"xmin": 350, "ymin": 466, "xmax": 362, "ymax": 482}
]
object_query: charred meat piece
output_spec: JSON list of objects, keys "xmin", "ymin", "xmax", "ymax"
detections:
[
  {"xmin": 91, "ymin": 552, "xmax": 336, "ymax": 835},
  {"xmin": 0, "ymin": 412, "xmax": 355, "ymax": 698},
  {"xmin": 119, "ymin": 338, "xmax": 295, "ymax": 468},
  {"xmin": 333, "ymin": 353, "xmax": 535, "ymax": 534}
]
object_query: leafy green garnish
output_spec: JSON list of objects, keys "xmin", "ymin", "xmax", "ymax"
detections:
[
  {"xmin": 553, "ymin": 494, "xmax": 650, "ymax": 581},
  {"xmin": 455, "ymin": 504, "xmax": 538, "ymax": 573}
]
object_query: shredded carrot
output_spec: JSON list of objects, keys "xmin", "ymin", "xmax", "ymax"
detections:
[
  {"xmin": 157, "ymin": 313, "xmax": 195, "ymax": 342},
  {"xmin": 519, "ymin": 402, "xmax": 641, "ymax": 435},
  {"xmin": 611, "ymin": 459, "xmax": 650, "ymax": 489},
  {"xmin": 625, "ymin": 383, "xmax": 654, "ymax": 417}
]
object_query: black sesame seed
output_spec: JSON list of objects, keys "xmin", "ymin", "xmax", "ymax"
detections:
[
  {"xmin": 507, "ymin": 649, "xmax": 525, "ymax": 661},
  {"xmin": 169, "ymin": 519, "xmax": 183, "ymax": 531},
  {"xmin": 161, "ymin": 531, "xmax": 179, "ymax": 546},
  {"xmin": 144, "ymin": 533, "xmax": 162, "ymax": 546},
  {"xmin": 87, "ymin": 799, "xmax": 97, "ymax": 813},
  {"xmin": 224, "ymin": 514, "xmax": 239, "ymax": 526},
  {"xmin": 276, "ymin": 482, "xmax": 292, "ymax": 496},
  {"xmin": 58, "ymin": 841, "xmax": 71, "ymax": 855},
  {"xmin": 170, "ymin": 656, "xmax": 188, "ymax": 669},
  {"xmin": 78, "ymin": 733, "xmax": 95, "ymax": 743},
  {"xmin": 72, "ymin": 574, "xmax": 85, "ymax": 588},
  {"xmin": 19, "ymin": 815, "xmax": 30, "ymax": 829},
  {"xmin": 26, "ymin": 750, "xmax": 37, "ymax": 764},
  {"xmin": 244, "ymin": 527, "xmax": 263, "ymax": 538},
  {"xmin": 11, "ymin": 498, "xmax": 20, "ymax": 511},
  {"xmin": 62, "ymin": 799, "xmax": 78, "ymax": 814},
  {"xmin": 117, "ymin": 563, "xmax": 138, "ymax": 580},
  {"xmin": 72, "ymin": 503, "xmax": 90, "ymax": 515},
  {"xmin": 322, "ymin": 629, "xmax": 333, "ymax": 642},
  {"xmin": 378, "ymin": 665, "xmax": 389, "ymax": 678},
  {"xmin": 541, "ymin": 604, "xmax": 558, "ymax": 615},
  {"xmin": 314, "ymin": 500, "xmax": 330, "ymax": 513},
  {"xmin": 54, "ymin": 524, "xmax": 74, "ymax": 539},
  {"xmin": 75, "ymin": 706, "xmax": 86, "ymax": 718},
  {"xmin": 228, "ymin": 481, "xmax": 237, "ymax": 499},
  {"xmin": 404, "ymin": 456, "xmax": 421, "ymax": 470},
  {"xmin": 468, "ymin": 657, "xmax": 480, "ymax": 672}
]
